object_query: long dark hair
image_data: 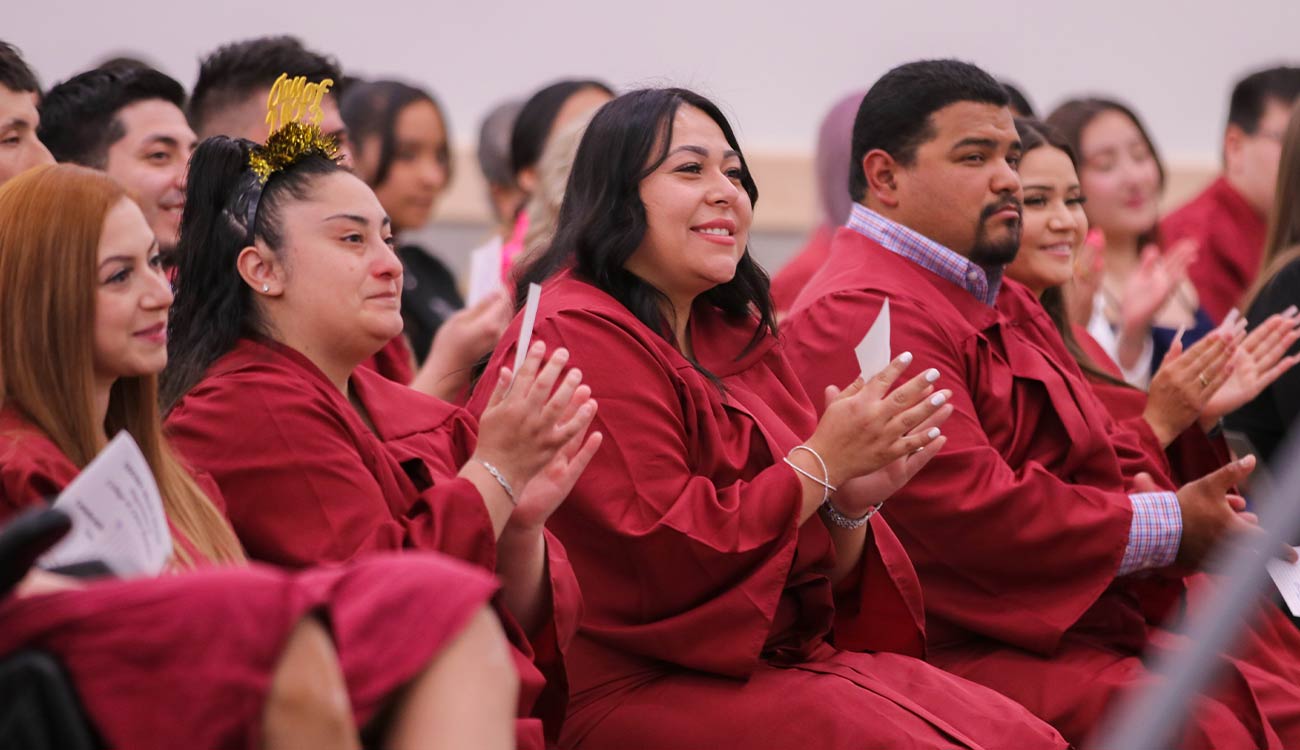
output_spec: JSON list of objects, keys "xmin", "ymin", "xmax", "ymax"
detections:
[
  {"xmin": 340, "ymin": 79, "xmax": 451, "ymax": 189},
  {"xmin": 161, "ymin": 135, "xmax": 344, "ymax": 409},
  {"xmin": 510, "ymin": 78, "xmax": 613, "ymax": 180},
  {"xmin": 1015, "ymin": 117, "xmax": 1129, "ymax": 388},
  {"xmin": 1046, "ymin": 97, "xmax": 1166, "ymax": 251},
  {"xmin": 516, "ymin": 87, "xmax": 777, "ymax": 373}
]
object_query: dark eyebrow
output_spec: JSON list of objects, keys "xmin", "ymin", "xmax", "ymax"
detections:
[
  {"xmin": 98, "ymin": 239, "xmax": 158, "ymax": 269},
  {"xmin": 0, "ymin": 117, "xmax": 31, "ymax": 131},
  {"xmin": 951, "ymin": 137, "xmax": 997, "ymax": 151},
  {"xmin": 950, "ymin": 137, "xmax": 1022, "ymax": 153},
  {"xmin": 323, "ymin": 213, "xmax": 392, "ymax": 228},
  {"xmin": 668, "ymin": 145, "xmax": 740, "ymax": 160},
  {"xmin": 140, "ymin": 134, "xmax": 181, "ymax": 150}
]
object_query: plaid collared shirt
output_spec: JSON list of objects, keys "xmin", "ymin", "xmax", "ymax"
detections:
[
  {"xmin": 844, "ymin": 203, "xmax": 1181, "ymax": 576},
  {"xmin": 846, "ymin": 203, "xmax": 1003, "ymax": 306}
]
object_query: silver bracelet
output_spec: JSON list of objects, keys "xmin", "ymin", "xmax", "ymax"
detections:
[
  {"xmin": 786, "ymin": 445, "xmax": 837, "ymax": 490},
  {"xmin": 479, "ymin": 460, "xmax": 516, "ymax": 505},
  {"xmin": 820, "ymin": 499, "xmax": 879, "ymax": 530}
]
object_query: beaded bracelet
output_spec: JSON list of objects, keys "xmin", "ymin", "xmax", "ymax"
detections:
[
  {"xmin": 821, "ymin": 499, "xmax": 879, "ymax": 530},
  {"xmin": 479, "ymin": 460, "xmax": 517, "ymax": 505}
]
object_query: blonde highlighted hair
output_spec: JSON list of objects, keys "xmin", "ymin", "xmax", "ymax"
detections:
[{"xmin": 0, "ymin": 164, "xmax": 244, "ymax": 567}]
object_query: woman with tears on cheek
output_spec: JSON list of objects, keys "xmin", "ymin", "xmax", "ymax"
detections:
[
  {"xmin": 162, "ymin": 123, "xmax": 600, "ymax": 750},
  {"xmin": 0, "ymin": 164, "xmax": 520, "ymax": 750},
  {"xmin": 469, "ymin": 87, "xmax": 1069, "ymax": 750}
]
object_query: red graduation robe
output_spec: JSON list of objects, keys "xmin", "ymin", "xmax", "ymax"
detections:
[
  {"xmin": 359, "ymin": 332, "xmax": 416, "ymax": 385},
  {"xmin": 0, "ymin": 406, "xmax": 496, "ymax": 750},
  {"xmin": 465, "ymin": 271, "xmax": 1066, "ymax": 750},
  {"xmin": 1072, "ymin": 323, "xmax": 1231, "ymax": 487},
  {"xmin": 165, "ymin": 337, "xmax": 581, "ymax": 749},
  {"xmin": 770, "ymin": 223, "xmax": 835, "ymax": 315},
  {"xmin": 1162, "ymin": 176, "xmax": 1268, "ymax": 324},
  {"xmin": 1075, "ymin": 324, "xmax": 1300, "ymax": 721},
  {"xmin": 782, "ymin": 228, "xmax": 1293, "ymax": 748}
]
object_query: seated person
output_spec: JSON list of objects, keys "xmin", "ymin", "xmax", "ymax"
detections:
[
  {"xmin": 782, "ymin": 59, "xmax": 1300, "ymax": 748},
  {"xmin": 1229, "ymin": 101, "xmax": 1300, "ymax": 465},
  {"xmin": 473, "ymin": 86, "xmax": 1067, "ymax": 750},
  {"xmin": 0, "ymin": 41, "xmax": 51, "ymax": 184},
  {"xmin": 37, "ymin": 63, "xmax": 195, "ymax": 258},
  {"xmin": 162, "ymin": 121, "xmax": 597, "ymax": 749},
  {"xmin": 0, "ymin": 162, "xmax": 516, "ymax": 750},
  {"xmin": 1163, "ymin": 66, "xmax": 1300, "ymax": 323}
]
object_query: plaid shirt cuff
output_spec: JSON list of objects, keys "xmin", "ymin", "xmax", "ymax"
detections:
[{"xmin": 1118, "ymin": 491, "xmax": 1182, "ymax": 575}]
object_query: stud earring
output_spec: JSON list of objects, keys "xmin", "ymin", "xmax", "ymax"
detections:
[{"xmin": 262, "ymin": 284, "xmax": 270, "ymax": 293}]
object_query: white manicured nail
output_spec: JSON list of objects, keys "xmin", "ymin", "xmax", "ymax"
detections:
[
  {"xmin": 930, "ymin": 392, "xmax": 947, "ymax": 407},
  {"xmin": 927, "ymin": 428, "xmax": 941, "ymax": 439},
  {"xmin": 899, "ymin": 351, "xmax": 913, "ymax": 365},
  {"xmin": 924, "ymin": 368, "xmax": 940, "ymax": 383}
]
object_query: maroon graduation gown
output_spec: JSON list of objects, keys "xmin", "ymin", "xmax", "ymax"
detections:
[
  {"xmin": 0, "ymin": 406, "xmax": 496, "ymax": 750},
  {"xmin": 770, "ymin": 223, "xmax": 835, "ymax": 315},
  {"xmin": 782, "ymin": 228, "xmax": 1293, "ymax": 749},
  {"xmin": 1076, "ymin": 324, "xmax": 1300, "ymax": 724},
  {"xmin": 359, "ymin": 332, "xmax": 416, "ymax": 385},
  {"xmin": 1162, "ymin": 176, "xmax": 1268, "ymax": 324},
  {"xmin": 165, "ymin": 337, "xmax": 580, "ymax": 749},
  {"xmin": 1072, "ymin": 323, "xmax": 1231, "ymax": 487},
  {"xmin": 465, "ymin": 271, "xmax": 1067, "ymax": 750}
]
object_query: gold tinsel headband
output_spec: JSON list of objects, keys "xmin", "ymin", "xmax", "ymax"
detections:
[
  {"xmin": 247, "ymin": 72, "xmax": 340, "ymax": 183},
  {"xmin": 229, "ymin": 73, "xmax": 341, "ymax": 242},
  {"xmin": 247, "ymin": 121, "xmax": 339, "ymax": 184}
]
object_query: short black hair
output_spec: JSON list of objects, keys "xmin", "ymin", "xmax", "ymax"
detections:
[
  {"xmin": 1228, "ymin": 66, "xmax": 1300, "ymax": 134},
  {"xmin": 190, "ymin": 36, "xmax": 340, "ymax": 134},
  {"xmin": 510, "ymin": 78, "xmax": 613, "ymax": 177},
  {"xmin": 38, "ymin": 65, "xmax": 186, "ymax": 168},
  {"xmin": 0, "ymin": 41, "xmax": 39, "ymax": 94},
  {"xmin": 849, "ymin": 59, "xmax": 1010, "ymax": 202},
  {"xmin": 1002, "ymin": 80, "xmax": 1036, "ymax": 118}
]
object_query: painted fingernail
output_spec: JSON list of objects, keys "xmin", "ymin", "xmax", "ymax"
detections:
[
  {"xmin": 930, "ymin": 392, "xmax": 947, "ymax": 407},
  {"xmin": 532, "ymin": 341, "xmax": 545, "ymax": 352},
  {"xmin": 1287, "ymin": 305, "xmax": 1299, "ymax": 317},
  {"xmin": 924, "ymin": 368, "xmax": 940, "ymax": 383},
  {"xmin": 899, "ymin": 351, "xmax": 914, "ymax": 365},
  {"xmin": 927, "ymin": 428, "xmax": 941, "ymax": 439},
  {"xmin": 554, "ymin": 347, "xmax": 569, "ymax": 360}
]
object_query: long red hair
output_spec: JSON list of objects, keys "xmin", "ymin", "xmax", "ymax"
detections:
[{"xmin": 0, "ymin": 164, "xmax": 243, "ymax": 567}]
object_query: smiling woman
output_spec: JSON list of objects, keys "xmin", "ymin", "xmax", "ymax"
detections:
[
  {"xmin": 478, "ymin": 87, "xmax": 1067, "ymax": 749},
  {"xmin": 92, "ymin": 198, "xmax": 172, "ymax": 392}
]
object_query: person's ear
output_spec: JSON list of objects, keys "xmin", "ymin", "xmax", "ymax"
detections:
[
  {"xmin": 236, "ymin": 244, "xmax": 285, "ymax": 297},
  {"xmin": 1223, "ymin": 124, "xmax": 1246, "ymax": 171},
  {"xmin": 516, "ymin": 166, "xmax": 538, "ymax": 195},
  {"xmin": 863, "ymin": 149, "xmax": 903, "ymax": 209}
]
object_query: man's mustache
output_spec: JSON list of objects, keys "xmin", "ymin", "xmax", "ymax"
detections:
[{"xmin": 979, "ymin": 194, "xmax": 1023, "ymax": 222}]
